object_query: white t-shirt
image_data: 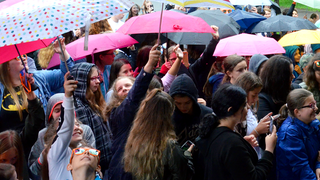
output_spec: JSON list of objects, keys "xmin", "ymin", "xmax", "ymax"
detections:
[{"xmin": 108, "ymin": 19, "xmax": 124, "ymax": 32}]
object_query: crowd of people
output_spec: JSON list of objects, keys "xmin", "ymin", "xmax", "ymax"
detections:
[{"xmin": 1, "ymin": 0, "xmax": 320, "ymax": 180}]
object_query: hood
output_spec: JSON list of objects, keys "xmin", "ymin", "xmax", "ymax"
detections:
[
  {"xmin": 209, "ymin": 72, "xmax": 224, "ymax": 85},
  {"xmin": 311, "ymin": 44, "xmax": 320, "ymax": 54},
  {"xmin": 249, "ymin": 54, "xmax": 268, "ymax": 75},
  {"xmin": 284, "ymin": 46, "xmax": 299, "ymax": 65},
  {"xmin": 45, "ymin": 93, "xmax": 64, "ymax": 127},
  {"xmin": 70, "ymin": 62, "xmax": 95, "ymax": 101},
  {"xmin": 169, "ymin": 74, "xmax": 198, "ymax": 105}
]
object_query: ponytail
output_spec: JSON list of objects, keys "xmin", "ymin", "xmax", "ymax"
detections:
[
  {"xmin": 199, "ymin": 112, "xmax": 220, "ymax": 138},
  {"xmin": 278, "ymin": 103, "xmax": 289, "ymax": 127}
]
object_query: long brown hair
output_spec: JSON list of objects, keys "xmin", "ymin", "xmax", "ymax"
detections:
[
  {"xmin": 123, "ymin": 89, "xmax": 176, "ymax": 180},
  {"xmin": 203, "ymin": 57, "xmax": 224, "ymax": 97},
  {"xmin": 86, "ymin": 66, "xmax": 106, "ymax": 120},
  {"xmin": 126, "ymin": 4, "xmax": 140, "ymax": 22},
  {"xmin": 0, "ymin": 130, "xmax": 24, "ymax": 180},
  {"xmin": 304, "ymin": 54, "xmax": 320, "ymax": 90},
  {"xmin": 0, "ymin": 62, "xmax": 28, "ymax": 121}
]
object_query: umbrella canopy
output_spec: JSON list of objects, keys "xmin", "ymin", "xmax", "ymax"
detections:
[
  {"xmin": 0, "ymin": 38, "xmax": 55, "ymax": 64},
  {"xmin": 229, "ymin": 0, "xmax": 271, "ymax": 5},
  {"xmin": 228, "ymin": 9, "xmax": 266, "ymax": 31},
  {"xmin": 0, "ymin": 0, "xmax": 133, "ymax": 47},
  {"xmin": 0, "ymin": 0, "xmax": 23, "ymax": 10},
  {"xmin": 116, "ymin": 10, "xmax": 215, "ymax": 35},
  {"xmin": 278, "ymin": 29, "xmax": 320, "ymax": 47},
  {"xmin": 294, "ymin": 0, "xmax": 320, "ymax": 9},
  {"xmin": 48, "ymin": 33, "xmax": 138, "ymax": 68},
  {"xmin": 270, "ymin": 1, "xmax": 281, "ymax": 15},
  {"xmin": 248, "ymin": 15, "xmax": 318, "ymax": 33},
  {"xmin": 167, "ymin": 10, "xmax": 240, "ymax": 45},
  {"xmin": 213, "ymin": 33, "xmax": 285, "ymax": 56},
  {"xmin": 151, "ymin": 0, "xmax": 234, "ymax": 9}
]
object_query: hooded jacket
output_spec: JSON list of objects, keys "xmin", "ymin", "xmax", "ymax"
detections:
[
  {"xmin": 249, "ymin": 54, "xmax": 268, "ymax": 75},
  {"xmin": 284, "ymin": 46, "xmax": 301, "ymax": 81},
  {"xmin": 169, "ymin": 74, "xmax": 212, "ymax": 145},
  {"xmin": 28, "ymin": 93, "xmax": 96, "ymax": 176},
  {"xmin": 71, "ymin": 63, "xmax": 112, "ymax": 174}
]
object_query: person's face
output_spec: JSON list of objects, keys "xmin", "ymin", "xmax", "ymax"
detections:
[
  {"xmin": 100, "ymin": 51, "xmax": 115, "ymax": 66},
  {"xmin": 89, "ymin": 69, "xmax": 100, "ymax": 93},
  {"xmin": 293, "ymin": 11, "xmax": 298, "ymax": 18},
  {"xmin": 233, "ymin": 102, "xmax": 248, "ymax": 124},
  {"xmin": 146, "ymin": 2, "xmax": 154, "ymax": 13},
  {"xmin": 132, "ymin": 5, "xmax": 139, "ymax": 16},
  {"xmin": 51, "ymin": 104, "xmax": 62, "ymax": 122},
  {"xmin": 295, "ymin": 95, "xmax": 318, "ymax": 124},
  {"xmin": 118, "ymin": 64, "xmax": 134, "ymax": 77},
  {"xmin": 115, "ymin": 78, "xmax": 133, "ymax": 99},
  {"xmin": 264, "ymin": 11, "xmax": 271, "ymax": 18},
  {"xmin": 8, "ymin": 55, "xmax": 27, "ymax": 74},
  {"xmin": 251, "ymin": 7, "xmax": 258, "ymax": 14},
  {"xmin": 173, "ymin": 96, "xmax": 193, "ymax": 114},
  {"xmin": 68, "ymin": 147, "xmax": 100, "ymax": 172},
  {"xmin": 228, "ymin": 61, "xmax": 247, "ymax": 84},
  {"xmin": 315, "ymin": 70, "xmax": 320, "ymax": 85},
  {"xmin": 0, "ymin": 147, "xmax": 18, "ymax": 165},
  {"xmin": 294, "ymin": 49, "xmax": 301, "ymax": 63},
  {"xmin": 169, "ymin": 52, "xmax": 177, "ymax": 65},
  {"xmin": 71, "ymin": 120, "xmax": 83, "ymax": 145},
  {"xmin": 247, "ymin": 87, "xmax": 262, "ymax": 106}
]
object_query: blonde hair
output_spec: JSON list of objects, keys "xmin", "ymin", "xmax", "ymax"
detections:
[
  {"xmin": 38, "ymin": 44, "xmax": 55, "ymax": 69},
  {"xmin": 123, "ymin": 89, "xmax": 176, "ymax": 179},
  {"xmin": 264, "ymin": 8, "xmax": 271, "ymax": 13},
  {"xmin": 0, "ymin": 62, "xmax": 28, "ymax": 121}
]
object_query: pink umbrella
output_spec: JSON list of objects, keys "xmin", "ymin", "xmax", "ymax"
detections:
[
  {"xmin": 117, "ymin": 10, "xmax": 215, "ymax": 35},
  {"xmin": 0, "ymin": 0, "xmax": 24, "ymax": 10},
  {"xmin": 48, "ymin": 33, "xmax": 138, "ymax": 68},
  {"xmin": 0, "ymin": 38, "xmax": 55, "ymax": 64},
  {"xmin": 213, "ymin": 33, "xmax": 285, "ymax": 56}
]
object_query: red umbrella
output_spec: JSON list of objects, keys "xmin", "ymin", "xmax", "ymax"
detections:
[
  {"xmin": 0, "ymin": 38, "xmax": 55, "ymax": 64},
  {"xmin": 117, "ymin": 10, "xmax": 215, "ymax": 35}
]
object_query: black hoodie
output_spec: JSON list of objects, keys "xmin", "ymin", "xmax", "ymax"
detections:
[{"xmin": 169, "ymin": 74, "xmax": 212, "ymax": 145}]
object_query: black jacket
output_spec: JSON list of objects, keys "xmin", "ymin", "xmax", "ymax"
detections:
[
  {"xmin": 169, "ymin": 74, "xmax": 212, "ymax": 145},
  {"xmin": 196, "ymin": 127, "xmax": 273, "ymax": 180}
]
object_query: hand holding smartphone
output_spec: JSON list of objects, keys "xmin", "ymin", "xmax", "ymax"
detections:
[
  {"xmin": 269, "ymin": 114, "xmax": 280, "ymax": 134},
  {"xmin": 181, "ymin": 140, "xmax": 195, "ymax": 151}
]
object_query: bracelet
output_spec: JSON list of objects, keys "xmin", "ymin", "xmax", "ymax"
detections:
[{"xmin": 254, "ymin": 129, "xmax": 259, "ymax": 136}]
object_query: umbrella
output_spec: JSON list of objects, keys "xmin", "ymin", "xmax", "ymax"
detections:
[
  {"xmin": 0, "ymin": 38, "xmax": 55, "ymax": 64},
  {"xmin": 0, "ymin": 0, "xmax": 133, "ymax": 47},
  {"xmin": 228, "ymin": 9, "xmax": 266, "ymax": 31},
  {"xmin": 270, "ymin": 1, "xmax": 281, "ymax": 15},
  {"xmin": 247, "ymin": 15, "xmax": 318, "ymax": 33},
  {"xmin": 213, "ymin": 33, "xmax": 285, "ymax": 56},
  {"xmin": 229, "ymin": 0, "xmax": 271, "ymax": 5},
  {"xmin": 47, "ymin": 33, "xmax": 138, "ymax": 68},
  {"xmin": 167, "ymin": 10, "xmax": 240, "ymax": 45},
  {"xmin": 0, "ymin": 0, "xmax": 23, "ymax": 10},
  {"xmin": 151, "ymin": 0, "xmax": 234, "ymax": 9},
  {"xmin": 278, "ymin": 29, "xmax": 320, "ymax": 47},
  {"xmin": 117, "ymin": 10, "xmax": 215, "ymax": 34},
  {"xmin": 294, "ymin": 0, "xmax": 320, "ymax": 9}
]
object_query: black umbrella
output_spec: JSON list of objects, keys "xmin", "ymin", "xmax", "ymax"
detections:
[
  {"xmin": 167, "ymin": 10, "xmax": 240, "ymax": 45},
  {"xmin": 271, "ymin": 1, "xmax": 281, "ymax": 15},
  {"xmin": 248, "ymin": 15, "xmax": 317, "ymax": 33}
]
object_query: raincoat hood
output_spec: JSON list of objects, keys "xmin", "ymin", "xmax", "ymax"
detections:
[
  {"xmin": 311, "ymin": 44, "xmax": 320, "ymax": 54},
  {"xmin": 284, "ymin": 45, "xmax": 299, "ymax": 65},
  {"xmin": 169, "ymin": 74, "xmax": 198, "ymax": 105},
  {"xmin": 70, "ymin": 62, "xmax": 95, "ymax": 102},
  {"xmin": 249, "ymin": 54, "xmax": 268, "ymax": 75},
  {"xmin": 45, "ymin": 93, "xmax": 64, "ymax": 127}
]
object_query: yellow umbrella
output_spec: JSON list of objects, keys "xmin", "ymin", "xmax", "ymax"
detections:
[{"xmin": 278, "ymin": 29, "xmax": 320, "ymax": 47}]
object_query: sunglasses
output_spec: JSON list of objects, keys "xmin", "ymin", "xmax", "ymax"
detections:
[
  {"xmin": 70, "ymin": 148, "xmax": 100, "ymax": 163},
  {"xmin": 314, "ymin": 60, "xmax": 320, "ymax": 68},
  {"xmin": 15, "ymin": 54, "xmax": 27, "ymax": 61},
  {"xmin": 298, "ymin": 102, "xmax": 317, "ymax": 110},
  {"xmin": 90, "ymin": 75, "xmax": 101, "ymax": 82}
]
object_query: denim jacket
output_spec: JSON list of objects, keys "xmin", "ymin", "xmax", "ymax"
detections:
[
  {"xmin": 276, "ymin": 116, "xmax": 320, "ymax": 180},
  {"xmin": 0, "ymin": 57, "xmax": 74, "ymax": 114}
]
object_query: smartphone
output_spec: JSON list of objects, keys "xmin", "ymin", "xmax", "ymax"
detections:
[
  {"xmin": 181, "ymin": 140, "xmax": 194, "ymax": 151},
  {"xmin": 269, "ymin": 114, "xmax": 280, "ymax": 133},
  {"xmin": 182, "ymin": 51, "xmax": 189, "ymax": 68}
]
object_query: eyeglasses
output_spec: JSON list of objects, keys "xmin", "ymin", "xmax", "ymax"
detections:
[
  {"xmin": 70, "ymin": 148, "xmax": 100, "ymax": 163},
  {"xmin": 298, "ymin": 102, "xmax": 317, "ymax": 110},
  {"xmin": 314, "ymin": 60, "xmax": 320, "ymax": 68},
  {"xmin": 90, "ymin": 76, "xmax": 101, "ymax": 82},
  {"xmin": 15, "ymin": 54, "xmax": 27, "ymax": 61}
]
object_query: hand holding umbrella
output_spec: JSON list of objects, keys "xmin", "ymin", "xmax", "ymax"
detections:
[
  {"xmin": 21, "ymin": 73, "xmax": 37, "ymax": 101},
  {"xmin": 53, "ymin": 37, "xmax": 71, "ymax": 71},
  {"xmin": 211, "ymin": 25, "xmax": 220, "ymax": 40}
]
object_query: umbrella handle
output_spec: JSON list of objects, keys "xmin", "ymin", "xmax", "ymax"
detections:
[{"xmin": 57, "ymin": 36, "xmax": 70, "ymax": 72}]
